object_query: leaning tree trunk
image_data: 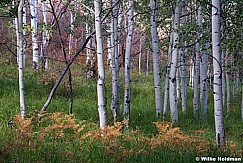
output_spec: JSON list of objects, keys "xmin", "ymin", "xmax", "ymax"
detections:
[
  {"xmin": 94, "ymin": 0, "xmax": 107, "ymax": 129},
  {"xmin": 212, "ymin": 0, "xmax": 226, "ymax": 146},
  {"xmin": 17, "ymin": 0, "xmax": 26, "ymax": 119},
  {"xmin": 30, "ymin": 0, "xmax": 39, "ymax": 69},
  {"xmin": 123, "ymin": 0, "xmax": 135, "ymax": 127},
  {"xmin": 169, "ymin": 0, "xmax": 182, "ymax": 124},
  {"xmin": 150, "ymin": 0, "xmax": 163, "ymax": 117}
]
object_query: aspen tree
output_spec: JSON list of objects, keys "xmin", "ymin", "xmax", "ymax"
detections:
[
  {"xmin": 17, "ymin": 0, "xmax": 26, "ymax": 119},
  {"xmin": 30, "ymin": 0, "xmax": 39, "ymax": 69},
  {"xmin": 94, "ymin": 0, "xmax": 107, "ymax": 129},
  {"xmin": 123, "ymin": 0, "xmax": 134, "ymax": 127},
  {"xmin": 110, "ymin": 0, "xmax": 120, "ymax": 120},
  {"xmin": 150, "ymin": 0, "xmax": 163, "ymax": 116},
  {"xmin": 169, "ymin": 0, "xmax": 182, "ymax": 123},
  {"xmin": 212, "ymin": 0, "xmax": 226, "ymax": 145}
]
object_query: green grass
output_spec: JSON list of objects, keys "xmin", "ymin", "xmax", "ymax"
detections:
[{"xmin": 0, "ymin": 63, "xmax": 242, "ymax": 162}]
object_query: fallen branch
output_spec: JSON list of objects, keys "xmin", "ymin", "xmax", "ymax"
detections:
[{"xmin": 41, "ymin": 31, "xmax": 95, "ymax": 112}]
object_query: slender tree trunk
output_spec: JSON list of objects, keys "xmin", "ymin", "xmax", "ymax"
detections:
[
  {"xmin": 212, "ymin": 0, "xmax": 226, "ymax": 146},
  {"xmin": 200, "ymin": 41, "xmax": 209, "ymax": 121},
  {"xmin": 107, "ymin": 30, "xmax": 112, "ymax": 69},
  {"xmin": 30, "ymin": 0, "xmax": 39, "ymax": 69},
  {"xmin": 163, "ymin": 16, "xmax": 174, "ymax": 116},
  {"xmin": 150, "ymin": 0, "xmax": 163, "ymax": 117},
  {"xmin": 181, "ymin": 0, "xmax": 188, "ymax": 113},
  {"xmin": 176, "ymin": 66, "xmax": 180, "ymax": 99},
  {"xmin": 23, "ymin": 0, "xmax": 27, "ymax": 67},
  {"xmin": 123, "ymin": 0, "xmax": 134, "ymax": 127},
  {"xmin": 13, "ymin": 0, "xmax": 19, "ymax": 64},
  {"xmin": 193, "ymin": 2, "xmax": 201, "ymax": 120},
  {"xmin": 169, "ymin": 0, "xmax": 182, "ymax": 124},
  {"xmin": 110, "ymin": 0, "xmax": 120, "ymax": 120},
  {"xmin": 41, "ymin": 0, "xmax": 48, "ymax": 70},
  {"xmin": 146, "ymin": 49, "xmax": 149, "ymax": 75},
  {"xmin": 222, "ymin": 50, "xmax": 225, "ymax": 107},
  {"xmin": 225, "ymin": 49, "xmax": 230, "ymax": 113},
  {"xmin": 86, "ymin": 15, "xmax": 92, "ymax": 65},
  {"xmin": 181, "ymin": 46, "xmax": 187, "ymax": 112},
  {"xmin": 189, "ymin": 57, "xmax": 194, "ymax": 88},
  {"xmin": 68, "ymin": 1, "xmax": 76, "ymax": 60},
  {"xmin": 94, "ymin": 0, "xmax": 107, "ymax": 129},
  {"xmin": 138, "ymin": 27, "xmax": 142, "ymax": 75},
  {"xmin": 17, "ymin": 0, "xmax": 26, "ymax": 119}
]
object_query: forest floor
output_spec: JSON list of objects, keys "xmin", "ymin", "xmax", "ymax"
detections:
[{"xmin": 0, "ymin": 63, "xmax": 243, "ymax": 162}]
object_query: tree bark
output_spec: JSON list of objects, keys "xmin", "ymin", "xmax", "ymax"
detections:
[
  {"xmin": 181, "ymin": 0, "xmax": 188, "ymax": 113},
  {"xmin": 110, "ymin": 0, "xmax": 120, "ymax": 120},
  {"xmin": 169, "ymin": 0, "xmax": 182, "ymax": 124},
  {"xmin": 30, "ymin": 0, "xmax": 39, "ymax": 69},
  {"xmin": 212, "ymin": 0, "xmax": 226, "ymax": 146},
  {"xmin": 225, "ymin": 49, "xmax": 230, "ymax": 113},
  {"xmin": 193, "ymin": 1, "xmax": 201, "ymax": 120},
  {"xmin": 150, "ymin": 0, "xmax": 163, "ymax": 117},
  {"xmin": 123, "ymin": 0, "xmax": 134, "ymax": 127},
  {"xmin": 94, "ymin": 0, "xmax": 107, "ymax": 129},
  {"xmin": 17, "ymin": 0, "xmax": 26, "ymax": 119}
]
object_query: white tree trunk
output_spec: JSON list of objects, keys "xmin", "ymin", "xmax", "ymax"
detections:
[
  {"xmin": 176, "ymin": 66, "xmax": 180, "ymax": 99},
  {"xmin": 123, "ymin": 0, "xmax": 134, "ymax": 127},
  {"xmin": 68, "ymin": 2, "xmax": 76, "ymax": 60},
  {"xmin": 163, "ymin": 16, "xmax": 174, "ymax": 116},
  {"xmin": 138, "ymin": 29, "xmax": 142, "ymax": 75},
  {"xmin": 23, "ymin": 1, "xmax": 27, "ymax": 67},
  {"xmin": 146, "ymin": 49, "xmax": 149, "ymax": 75},
  {"xmin": 181, "ymin": 46, "xmax": 187, "ymax": 113},
  {"xmin": 86, "ymin": 16, "xmax": 92, "ymax": 65},
  {"xmin": 222, "ymin": 50, "xmax": 225, "ymax": 106},
  {"xmin": 41, "ymin": 0, "xmax": 48, "ymax": 70},
  {"xmin": 181, "ymin": 0, "xmax": 188, "ymax": 113},
  {"xmin": 13, "ymin": 0, "xmax": 19, "ymax": 64},
  {"xmin": 169, "ymin": 1, "xmax": 182, "ymax": 123},
  {"xmin": 107, "ymin": 30, "xmax": 112, "ymax": 69},
  {"xmin": 110, "ymin": 0, "xmax": 120, "ymax": 120},
  {"xmin": 150, "ymin": 0, "xmax": 163, "ymax": 116},
  {"xmin": 200, "ymin": 40, "xmax": 209, "ymax": 121},
  {"xmin": 94, "ymin": 0, "xmax": 107, "ymax": 129},
  {"xmin": 225, "ymin": 49, "xmax": 230, "ymax": 113},
  {"xmin": 17, "ymin": 0, "xmax": 26, "ymax": 119},
  {"xmin": 193, "ymin": 2, "xmax": 201, "ymax": 120},
  {"xmin": 30, "ymin": 0, "xmax": 39, "ymax": 69},
  {"xmin": 189, "ymin": 58, "xmax": 194, "ymax": 88},
  {"xmin": 212, "ymin": 0, "xmax": 226, "ymax": 145}
]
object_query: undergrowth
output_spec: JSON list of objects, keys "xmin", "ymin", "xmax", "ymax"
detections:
[{"xmin": 0, "ymin": 63, "xmax": 242, "ymax": 162}]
